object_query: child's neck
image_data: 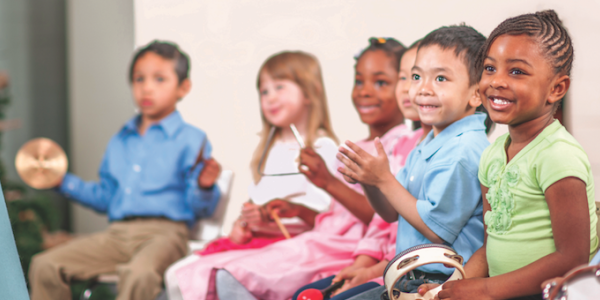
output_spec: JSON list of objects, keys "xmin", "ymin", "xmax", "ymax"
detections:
[
  {"xmin": 506, "ymin": 114, "xmax": 555, "ymax": 162},
  {"xmin": 138, "ymin": 107, "xmax": 176, "ymax": 136},
  {"xmin": 420, "ymin": 124, "xmax": 433, "ymax": 143},
  {"xmin": 367, "ymin": 116, "xmax": 404, "ymax": 141},
  {"xmin": 279, "ymin": 118, "xmax": 309, "ymax": 145}
]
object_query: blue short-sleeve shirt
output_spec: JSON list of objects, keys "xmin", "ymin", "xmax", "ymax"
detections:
[{"xmin": 396, "ymin": 113, "xmax": 489, "ymax": 274}]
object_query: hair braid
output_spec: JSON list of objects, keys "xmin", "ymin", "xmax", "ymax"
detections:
[
  {"xmin": 478, "ymin": 10, "xmax": 573, "ymax": 76},
  {"xmin": 355, "ymin": 37, "xmax": 406, "ymax": 72}
]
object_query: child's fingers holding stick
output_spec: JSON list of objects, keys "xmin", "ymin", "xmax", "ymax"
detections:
[
  {"xmin": 269, "ymin": 210, "xmax": 291, "ymax": 239},
  {"xmin": 299, "ymin": 147, "xmax": 334, "ymax": 189}
]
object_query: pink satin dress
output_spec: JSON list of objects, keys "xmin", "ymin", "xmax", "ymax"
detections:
[{"xmin": 176, "ymin": 125, "xmax": 422, "ymax": 300}]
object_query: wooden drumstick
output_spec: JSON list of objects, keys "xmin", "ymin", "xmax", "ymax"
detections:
[{"xmin": 270, "ymin": 210, "xmax": 291, "ymax": 239}]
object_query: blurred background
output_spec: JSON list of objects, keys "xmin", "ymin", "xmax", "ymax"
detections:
[{"xmin": 1, "ymin": 0, "xmax": 598, "ymax": 246}]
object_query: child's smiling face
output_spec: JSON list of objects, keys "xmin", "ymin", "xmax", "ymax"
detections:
[
  {"xmin": 131, "ymin": 52, "xmax": 190, "ymax": 121},
  {"xmin": 480, "ymin": 34, "xmax": 563, "ymax": 126},
  {"xmin": 352, "ymin": 50, "xmax": 402, "ymax": 127},
  {"xmin": 259, "ymin": 71, "xmax": 309, "ymax": 128},
  {"xmin": 409, "ymin": 45, "xmax": 481, "ymax": 135},
  {"xmin": 396, "ymin": 47, "xmax": 419, "ymax": 122}
]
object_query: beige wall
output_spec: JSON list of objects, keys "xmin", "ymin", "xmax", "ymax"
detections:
[
  {"xmin": 67, "ymin": 0, "xmax": 134, "ymax": 233},
  {"xmin": 133, "ymin": 0, "xmax": 600, "ymax": 234},
  {"xmin": 69, "ymin": 0, "xmax": 600, "ymax": 234}
]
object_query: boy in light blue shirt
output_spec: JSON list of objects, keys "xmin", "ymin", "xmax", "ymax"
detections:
[
  {"xmin": 337, "ymin": 25, "xmax": 490, "ymax": 299},
  {"xmin": 29, "ymin": 41, "xmax": 221, "ymax": 300}
]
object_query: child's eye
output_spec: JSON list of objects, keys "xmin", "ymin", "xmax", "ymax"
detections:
[
  {"xmin": 275, "ymin": 84, "xmax": 284, "ymax": 90},
  {"xmin": 354, "ymin": 79, "xmax": 363, "ymax": 86},
  {"xmin": 156, "ymin": 76, "xmax": 165, "ymax": 82},
  {"xmin": 510, "ymin": 69, "xmax": 525, "ymax": 75},
  {"xmin": 435, "ymin": 76, "xmax": 447, "ymax": 82},
  {"xmin": 375, "ymin": 80, "xmax": 387, "ymax": 87},
  {"xmin": 134, "ymin": 76, "xmax": 143, "ymax": 83},
  {"xmin": 260, "ymin": 89, "xmax": 268, "ymax": 96},
  {"xmin": 484, "ymin": 65, "xmax": 495, "ymax": 72},
  {"xmin": 399, "ymin": 76, "xmax": 407, "ymax": 81},
  {"xmin": 412, "ymin": 74, "xmax": 420, "ymax": 80}
]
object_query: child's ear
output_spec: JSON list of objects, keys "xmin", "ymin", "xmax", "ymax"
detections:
[
  {"xmin": 548, "ymin": 75, "xmax": 570, "ymax": 105},
  {"xmin": 468, "ymin": 84, "xmax": 483, "ymax": 109},
  {"xmin": 177, "ymin": 79, "xmax": 192, "ymax": 99}
]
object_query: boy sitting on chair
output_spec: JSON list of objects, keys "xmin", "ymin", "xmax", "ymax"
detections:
[{"xmin": 29, "ymin": 41, "xmax": 221, "ymax": 300}]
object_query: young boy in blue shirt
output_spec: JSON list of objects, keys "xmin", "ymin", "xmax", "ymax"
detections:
[
  {"xmin": 29, "ymin": 41, "xmax": 221, "ymax": 300},
  {"xmin": 337, "ymin": 25, "xmax": 490, "ymax": 299}
]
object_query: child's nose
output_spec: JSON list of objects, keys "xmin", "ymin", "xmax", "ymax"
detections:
[
  {"xmin": 359, "ymin": 83, "xmax": 374, "ymax": 97},
  {"xmin": 489, "ymin": 73, "xmax": 508, "ymax": 89},
  {"xmin": 142, "ymin": 81, "xmax": 154, "ymax": 93},
  {"xmin": 417, "ymin": 80, "xmax": 434, "ymax": 96}
]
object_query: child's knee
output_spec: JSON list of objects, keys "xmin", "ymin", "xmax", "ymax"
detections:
[
  {"xmin": 29, "ymin": 252, "xmax": 60, "ymax": 282},
  {"xmin": 118, "ymin": 265, "xmax": 162, "ymax": 289}
]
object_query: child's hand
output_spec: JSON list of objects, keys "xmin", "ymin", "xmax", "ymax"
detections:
[
  {"xmin": 332, "ymin": 264, "xmax": 363, "ymax": 283},
  {"xmin": 336, "ymin": 138, "xmax": 393, "ymax": 187},
  {"xmin": 264, "ymin": 199, "xmax": 300, "ymax": 219},
  {"xmin": 298, "ymin": 147, "xmax": 335, "ymax": 190},
  {"xmin": 331, "ymin": 267, "xmax": 376, "ymax": 296},
  {"xmin": 240, "ymin": 202, "xmax": 268, "ymax": 227},
  {"xmin": 541, "ymin": 277, "xmax": 561, "ymax": 289},
  {"xmin": 417, "ymin": 283, "xmax": 441, "ymax": 297},
  {"xmin": 229, "ymin": 218, "xmax": 253, "ymax": 245},
  {"xmin": 434, "ymin": 278, "xmax": 493, "ymax": 300},
  {"xmin": 198, "ymin": 158, "xmax": 221, "ymax": 189}
]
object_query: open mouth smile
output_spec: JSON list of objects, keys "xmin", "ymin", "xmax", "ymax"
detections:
[
  {"xmin": 356, "ymin": 104, "xmax": 380, "ymax": 114},
  {"xmin": 488, "ymin": 96, "xmax": 514, "ymax": 110}
]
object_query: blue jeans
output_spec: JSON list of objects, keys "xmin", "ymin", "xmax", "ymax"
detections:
[{"xmin": 292, "ymin": 276, "xmax": 381, "ymax": 300}]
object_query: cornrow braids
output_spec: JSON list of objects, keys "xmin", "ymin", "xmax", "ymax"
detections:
[
  {"xmin": 478, "ymin": 10, "xmax": 574, "ymax": 76},
  {"xmin": 355, "ymin": 37, "xmax": 406, "ymax": 72}
]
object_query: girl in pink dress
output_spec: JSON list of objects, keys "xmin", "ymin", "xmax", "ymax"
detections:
[
  {"xmin": 175, "ymin": 38, "xmax": 416, "ymax": 300},
  {"xmin": 293, "ymin": 41, "xmax": 433, "ymax": 300}
]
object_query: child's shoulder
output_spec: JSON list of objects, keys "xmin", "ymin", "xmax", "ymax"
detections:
[
  {"xmin": 440, "ymin": 129, "xmax": 490, "ymax": 163},
  {"xmin": 178, "ymin": 121, "xmax": 208, "ymax": 140},
  {"xmin": 538, "ymin": 122, "xmax": 584, "ymax": 152},
  {"xmin": 533, "ymin": 123, "xmax": 590, "ymax": 168}
]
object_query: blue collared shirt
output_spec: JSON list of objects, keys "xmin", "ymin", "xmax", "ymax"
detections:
[
  {"xmin": 60, "ymin": 111, "xmax": 221, "ymax": 227},
  {"xmin": 396, "ymin": 113, "xmax": 489, "ymax": 274}
]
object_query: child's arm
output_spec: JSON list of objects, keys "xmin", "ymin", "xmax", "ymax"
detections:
[
  {"xmin": 299, "ymin": 147, "xmax": 374, "ymax": 224},
  {"xmin": 436, "ymin": 178, "xmax": 590, "ymax": 300},
  {"xmin": 360, "ymin": 184, "xmax": 398, "ymax": 223},
  {"xmin": 337, "ymin": 138, "xmax": 444, "ymax": 244},
  {"xmin": 186, "ymin": 140, "xmax": 221, "ymax": 218},
  {"xmin": 58, "ymin": 152, "xmax": 115, "ymax": 213}
]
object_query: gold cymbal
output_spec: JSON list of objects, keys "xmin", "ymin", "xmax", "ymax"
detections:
[{"xmin": 15, "ymin": 138, "xmax": 68, "ymax": 189}]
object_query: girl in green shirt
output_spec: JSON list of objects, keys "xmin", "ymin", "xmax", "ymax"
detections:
[{"xmin": 419, "ymin": 10, "xmax": 597, "ymax": 300}]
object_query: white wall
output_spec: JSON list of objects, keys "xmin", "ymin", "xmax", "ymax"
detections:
[
  {"xmin": 67, "ymin": 0, "xmax": 134, "ymax": 233},
  {"xmin": 132, "ymin": 0, "xmax": 600, "ymax": 235},
  {"xmin": 67, "ymin": 1, "xmax": 599, "ymax": 234}
]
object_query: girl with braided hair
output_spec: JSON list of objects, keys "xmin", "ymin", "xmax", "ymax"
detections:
[{"xmin": 419, "ymin": 10, "xmax": 597, "ymax": 300}]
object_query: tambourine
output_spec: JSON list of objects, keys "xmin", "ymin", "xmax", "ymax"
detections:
[
  {"xmin": 543, "ymin": 263, "xmax": 600, "ymax": 300},
  {"xmin": 382, "ymin": 244, "xmax": 466, "ymax": 300}
]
